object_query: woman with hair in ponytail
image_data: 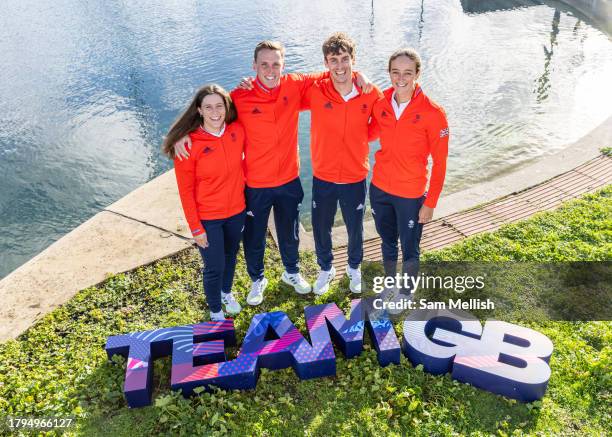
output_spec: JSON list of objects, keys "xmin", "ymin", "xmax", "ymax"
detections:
[
  {"xmin": 162, "ymin": 84, "xmax": 246, "ymax": 321},
  {"xmin": 369, "ymin": 48, "xmax": 450, "ymax": 297}
]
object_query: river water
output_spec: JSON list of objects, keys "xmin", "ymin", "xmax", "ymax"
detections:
[{"xmin": 1, "ymin": 0, "xmax": 611, "ymax": 278}]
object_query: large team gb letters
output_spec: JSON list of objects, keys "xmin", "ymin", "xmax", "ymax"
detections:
[{"xmin": 105, "ymin": 300, "xmax": 553, "ymax": 408}]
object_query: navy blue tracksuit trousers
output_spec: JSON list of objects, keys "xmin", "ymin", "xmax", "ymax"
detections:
[
  {"xmin": 369, "ymin": 183, "xmax": 425, "ymax": 279},
  {"xmin": 197, "ymin": 210, "xmax": 246, "ymax": 313},
  {"xmin": 243, "ymin": 177, "xmax": 303, "ymax": 281},
  {"xmin": 312, "ymin": 176, "xmax": 366, "ymax": 271}
]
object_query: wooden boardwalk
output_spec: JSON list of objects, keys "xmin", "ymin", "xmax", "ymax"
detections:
[{"xmin": 331, "ymin": 154, "xmax": 612, "ymax": 270}]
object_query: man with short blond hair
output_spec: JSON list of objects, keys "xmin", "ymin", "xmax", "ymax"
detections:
[{"xmin": 253, "ymin": 40, "xmax": 285, "ymax": 60}]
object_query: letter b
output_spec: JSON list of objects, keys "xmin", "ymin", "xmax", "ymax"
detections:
[{"xmin": 435, "ymin": 320, "xmax": 554, "ymax": 402}]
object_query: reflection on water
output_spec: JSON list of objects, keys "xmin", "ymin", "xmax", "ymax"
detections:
[
  {"xmin": 536, "ymin": 9, "xmax": 561, "ymax": 103},
  {"xmin": 0, "ymin": 0, "xmax": 611, "ymax": 278}
]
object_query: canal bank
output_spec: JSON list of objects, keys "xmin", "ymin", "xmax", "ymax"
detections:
[{"xmin": 0, "ymin": 114, "xmax": 610, "ymax": 342}]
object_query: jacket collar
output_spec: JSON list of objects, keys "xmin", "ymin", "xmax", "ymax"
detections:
[
  {"xmin": 254, "ymin": 77, "xmax": 281, "ymax": 98},
  {"xmin": 322, "ymin": 76, "xmax": 362, "ymax": 103},
  {"xmin": 190, "ymin": 123, "xmax": 229, "ymax": 141},
  {"xmin": 382, "ymin": 84, "xmax": 423, "ymax": 117},
  {"xmin": 385, "ymin": 83, "xmax": 422, "ymax": 103}
]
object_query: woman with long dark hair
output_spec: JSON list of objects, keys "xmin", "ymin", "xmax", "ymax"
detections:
[{"xmin": 163, "ymin": 84, "xmax": 245, "ymax": 321}]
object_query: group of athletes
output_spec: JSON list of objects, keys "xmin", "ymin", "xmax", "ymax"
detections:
[{"xmin": 162, "ymin": 32, "xmax": 449, "ymax": 321}]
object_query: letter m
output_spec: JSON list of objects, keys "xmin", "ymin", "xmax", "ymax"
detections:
[{"xmin": 304, "ymin": 298, "xmax": 400, "ymax": 366}]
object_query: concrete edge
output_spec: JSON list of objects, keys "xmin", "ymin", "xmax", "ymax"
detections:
[{"xmin": 0, "ymin": 210, "xmax": 192, "ymax": 342}]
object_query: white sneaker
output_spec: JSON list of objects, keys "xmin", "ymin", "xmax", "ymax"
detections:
[
  {"xmin": 313, "ymin": 267, "xmax": 336, "ymax": 295},
  {"xmin": 247, "ymin": 277, "xmax": 268, "ymax": 306},
  {"xmin": 210, "ymin": 310, "xmax": 226, "ymax": 321},
  {"xmin": 346, "ymin": 265, "xmax": 362, "ymax": 294},
  {"xmin": 281, "ymin": 271, "xmax": 312, "ymax": 294},
  {"xmin": 221, "ymin": 291, "xmax": 242, "ymax": 314}
]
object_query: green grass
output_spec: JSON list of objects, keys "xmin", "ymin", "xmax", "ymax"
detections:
[{"xmin": 0, "ymin": 186, "xmax": 610, "ymax": 436}]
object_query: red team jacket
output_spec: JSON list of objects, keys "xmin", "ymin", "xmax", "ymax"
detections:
[
  {"xmin": 174, "ymin": 122, "xmax": 246, "ymax": 237},
  {"xmin": 230, "ymin": 72, "xmax": 327, "ymax": 188},
  {"xmin": 301, "ymin": 78, "xmax": 382, "ymax": 183},
  {"xmin": 370, "ymin": 85, "xmax": 449, "ymax": 208}
]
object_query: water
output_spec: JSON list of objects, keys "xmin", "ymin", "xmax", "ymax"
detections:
[{"xmin": 1, "ymin": 0, "xmax": 611, "ymax": 279}]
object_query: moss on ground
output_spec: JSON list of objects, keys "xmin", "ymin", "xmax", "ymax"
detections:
[{"xmin": 0, "ymin": 187, "xmax": 610, "ymax": 436}]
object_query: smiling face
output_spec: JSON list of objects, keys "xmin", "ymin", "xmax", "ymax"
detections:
[
  {"xmin": 389, "ymin": 55, "xmax": 420, "ymax": 99},
  {"xmin": 325, "ymin": 49, "xmax": 354, "ymax": 86},
  {"xmin": 253, "ymin": 48, "xmax": 284, "ymax": 89},
  {"xmin": 198, "ymin": 93, "xmax": 226, "ymax": 133}
]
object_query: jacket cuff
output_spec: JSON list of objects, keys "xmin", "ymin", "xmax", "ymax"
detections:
[
  {"xmin": 191, "ymin": 227, "xmax": 206, "ymax": 237},
  {"xmin": 423, "ymin": 196, "xmax": 438, "ymax": 209}
]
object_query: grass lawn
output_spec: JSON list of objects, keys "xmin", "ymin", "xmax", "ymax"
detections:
[{"xmin": 0, "ymin": 186, "xmax": 610, "ymax": 436}]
